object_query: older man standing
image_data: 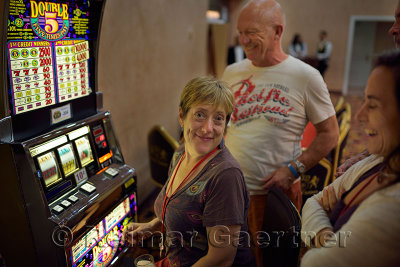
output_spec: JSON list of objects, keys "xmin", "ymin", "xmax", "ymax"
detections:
[{"xmin": 223, "ymin": 0, "xmax": 339, "ymax": 265}]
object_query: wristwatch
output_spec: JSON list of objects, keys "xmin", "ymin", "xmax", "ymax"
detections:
[{"xmin": 294, "ymin": 159, "xmax": 306, "ymax": 174}]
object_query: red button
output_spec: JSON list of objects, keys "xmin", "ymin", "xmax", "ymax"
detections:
[
  {"xmin": 95, "ymin": 134, "xmax": 105, "ymax": 143},
  {"xmin": 93, "ymin": 128, "xmax": 103, "ymax": 136}
]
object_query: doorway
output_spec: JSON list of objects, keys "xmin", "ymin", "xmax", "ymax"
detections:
[{"xmin": 342, "ymin": 16, "xmax": 394, "ymax": 95}]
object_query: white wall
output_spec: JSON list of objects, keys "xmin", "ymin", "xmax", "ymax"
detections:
[{"xmin": 98, "ymin": 0, "xmax": 208, "ymax": 204}]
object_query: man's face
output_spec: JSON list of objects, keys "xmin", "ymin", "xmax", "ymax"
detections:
[
  {"xmin": 237, "ymin": 9, "xmax": 275, "ymax": 67},
  {"xmin": 389, "ymin": 3, "xmax": 400, "ymax": 49}
]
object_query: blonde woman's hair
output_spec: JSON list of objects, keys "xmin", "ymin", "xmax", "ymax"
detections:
[{"xmin": 179, "ymin": 76, "xmax": 234, "ymax": 126}]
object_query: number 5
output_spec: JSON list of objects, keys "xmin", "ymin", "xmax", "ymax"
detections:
[{"xmin": 44, "ymin": 12, "xmax": 59, "ymax": 33}]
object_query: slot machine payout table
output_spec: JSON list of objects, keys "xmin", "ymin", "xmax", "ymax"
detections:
[{"xmin": 0, "ymin": 1, "xmax": 138, "ymax": 266}]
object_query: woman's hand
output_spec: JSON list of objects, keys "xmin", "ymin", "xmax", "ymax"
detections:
[
  {"xmin": 335, "ymin": 150, "xmax": 369, "ymax": 178},
  {"xmin": 314, "ymin": 227, "xmax": 335, "ymax": 248},
  {"xmin": 122, "ymin": 218, "xmax": 161, "ymax": 246},
  {"xmin": 317, "ymin": 185, "xmax": 345, "ymax": 215}
]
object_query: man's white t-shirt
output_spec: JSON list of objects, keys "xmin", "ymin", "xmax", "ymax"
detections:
[{"xmin": 223, "ymin": 56, "xmax": 335, "ymax": 194}]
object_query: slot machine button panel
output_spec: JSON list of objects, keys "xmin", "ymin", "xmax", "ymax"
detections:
[
  {"xmin": 68, "ymin": 195, "xmax": 79, "ymax": 204},
  {"xmin": 105, "ymin": 167, "xmax": 119, "ymax": 178},
  {"xmin": 80, "ymin": 183, "xmax": 96, "ymax": 195},
  {"xmin": 60, "ymin": 200, "xmax": 72, "ymax": 209},
  {"xmin": 52, "ymin": 205, "xmax": 64, "ymax": 215}
]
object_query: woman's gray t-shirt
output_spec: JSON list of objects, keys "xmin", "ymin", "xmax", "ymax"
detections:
[{"xmin": 154, "ymin": 143, "xmax": 254, "ymax": 266}]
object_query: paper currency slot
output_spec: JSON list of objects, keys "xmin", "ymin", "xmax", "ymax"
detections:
[{"xmin": 98, "ymin": 151, "xmax": 112, "ymax": 164}]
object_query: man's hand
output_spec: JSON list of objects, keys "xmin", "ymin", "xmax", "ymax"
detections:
[{"xmin": 262, "ymin": 166, "xmax": 295, "ymax": 191}]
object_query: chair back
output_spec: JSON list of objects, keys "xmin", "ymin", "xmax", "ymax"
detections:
[
  {"xmin": 262, "ymin": 187, "xmax": 301, "ymax": 267},
  {"xmin": 301, "ymin": 157, "xmax": 332, "ymax": 206},
  {"xmin": 334, "ymin": 96, "xmax": 345, "ymax": 113},
  {"xmin": 331, "ymin": 103, "xmax": 351, "ymax": 181},
  {"xmin": 301, "ymin": 122, "xmax": 316, "ymax": 149},
  {"xmin": 148, "ymin": 125, "xmax": 179, "ymax": 187}
]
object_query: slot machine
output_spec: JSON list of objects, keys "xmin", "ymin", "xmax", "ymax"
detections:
[{"xmin": 0, "ymin": 0, "xmax": 138, "ymax": 266}]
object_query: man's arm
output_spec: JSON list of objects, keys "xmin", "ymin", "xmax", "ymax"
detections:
[
  {"xmin": 263, "ymin": 115, "xmax": 339, "ymax": 191},
  {"xmin": 297, "ymin": 115, "xmax": 339, "ymax": 172}
]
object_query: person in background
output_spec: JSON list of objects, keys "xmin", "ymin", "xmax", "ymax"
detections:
[
  {"xmin": 227, "ymin": 35, "xmax": 246, "ymax": 65},
  {"xmin": 289, "ymin": 33, "xmax": 307, "ymax": 59},
  {"xmin": 222, "ymin": 0, "xmax": 339, "ymax": 265},
  {"xmin": 335, "ymin": 0, "xmax": 400, "ymax": 177},
  {"xmin": 316, "ymin": 30, "xmax": 332, "ymax": 77},
  {"xmin": 301, "ymin": 50, "xmax": 400, "ymax": 267},
  {"xmin": 389, "ymin": 0, "xmax": 400, "ymax": 49},
  {"xmin": 122, "ymin": 77, "xmax": 255, "ymax": 267}
]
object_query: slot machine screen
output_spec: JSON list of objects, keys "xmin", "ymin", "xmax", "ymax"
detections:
[
  {"xmin": 69, "ymin": 196, "xmax": 135, "ymax": 267},
  {"xmin": 4, "ymin": 0, "xmax": 104, "ymax": 140}
]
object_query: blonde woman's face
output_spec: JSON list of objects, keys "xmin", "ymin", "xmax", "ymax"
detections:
[{"xmin": 179, "ymin": 103, "xmax": 226, "ymax": 157}]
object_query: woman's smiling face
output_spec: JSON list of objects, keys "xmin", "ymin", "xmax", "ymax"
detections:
[
  {"xmin": 179, "ymin": 103, "xmax": 226, "ymax": 157},
  {"xmin": 356, "ymin": 66, "xmax": 400, "ymax": 157}
]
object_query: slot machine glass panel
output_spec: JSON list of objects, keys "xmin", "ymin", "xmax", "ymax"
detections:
[{"xmin": 4, "ymin": 0, "xmax": 103, "ymax": 141}]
